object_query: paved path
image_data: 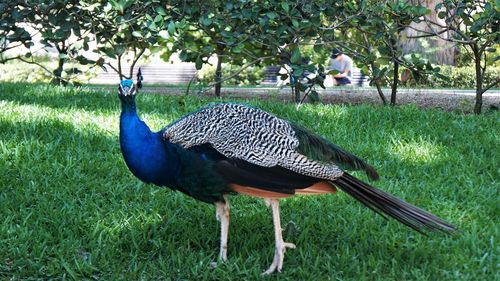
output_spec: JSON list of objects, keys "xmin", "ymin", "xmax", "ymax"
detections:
[{"xmin": 137, "ymin": 86, "xmax": 500, "ymax": 112}]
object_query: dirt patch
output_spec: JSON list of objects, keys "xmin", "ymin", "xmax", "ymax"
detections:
[{"xmin": 142, "ymin": 87, "xmax": 500, "ymax": 112}]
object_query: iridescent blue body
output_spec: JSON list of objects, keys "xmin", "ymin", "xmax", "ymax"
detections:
[{"xmin": 118, "ymin": 81, "xmax": 229, "ymax": 203}]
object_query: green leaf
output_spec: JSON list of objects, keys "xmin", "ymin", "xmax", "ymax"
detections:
[
  {"xmin": 290, "ymin": 48, "xmax": 301, "ymax": 63},
  {"xmin": 202, "ymin": 17, "xmax": 212, "ymax": 26},
  {"xmin": 281, "ymin": 2, "xmax": 290, "ymax": 13},
  {"xmin": 486, "ymin": 47, "xmax": 496, "ymax": 53},
  {"xmin": 434, "ymin": 72, "xmax": 448, "ymax": 80},
  {"xmin": 168, "ymin": 21, "xmax": 176, "ymax": 35},
  {"xmin": 484, "ymin": 2, "xmax": 492, "ymax": 11},
  {"xmin": 179, "ymin": 50, "xmax": 188, "ymax": 61},
  {"xmin": 307, "ymin": 90, "xmax": 320, "ymax": 104},
  {"xmin": 267, "ymin": 12, "xmax": 278, "ymax": 19},
  {"xmin": 313, "ymin": 43, "xmax": 322, "ymax": 53},
  {"xmin": 154, "ymin": 15, "xmax": 163, "ymax": 23},
  {"xmin": 132, "ymin": 31, "xmax": 142, "ymax": 38},
  {"xmin": 195, "ymin": 56, "xmax": 203, "ymax": 70},
  {"xmin": 156, "ymin": 7, "xmax": 167, "ymax": 16},
  {"xmin": 294, "ymin": 67, "xmax": 303, "ymax": 77}
]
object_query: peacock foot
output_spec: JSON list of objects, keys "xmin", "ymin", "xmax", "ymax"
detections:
[{"xmin": 262, "ymin": 241, "xmax": 296, "ymax": 275}]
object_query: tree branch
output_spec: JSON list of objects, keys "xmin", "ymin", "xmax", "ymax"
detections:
[
  {"xmin": 129, "ymin": 47, "xmax": 146, "ymax": 79},
  {"xmin": 481, "ymin": 79, "xmax": 500, "ymax": 94},
  {"xmin": 198, "ymin": 56, "xmax": 274, "ymax": 94},
  {"xmin": 17, "ymin": 57, "xmax": 54, "ymax": 76}
]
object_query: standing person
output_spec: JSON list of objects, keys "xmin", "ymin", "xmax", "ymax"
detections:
[{"xmin": 329, "ymin": 48, "xmax": 353, "ymax": 86}]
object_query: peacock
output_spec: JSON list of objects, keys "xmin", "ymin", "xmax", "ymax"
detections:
[{"xmin": 117, "ymin": 74, "xmax": 456, "ymax": 274}]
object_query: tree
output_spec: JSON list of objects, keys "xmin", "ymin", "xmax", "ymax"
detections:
[
  {"xmin": 337, "ymin": 0, "xmax": 442, "ymax": 105},
  {"xmin": 78, "ymin": 0, "xmax": 161, "ymax": 80},
  {"xmin": 414, "ymin": 0, "xmax": 499, "ymax": 114},
  {"xmin": 159, "ymin": 1, "xmax": 277, "ymax": 96},
  {"xmin": 0, "ymin": 1, "xmax": 33, "ymax": 60},
  {"xmin": 1, "ymin": 1, "xmax": 95, "ymax": 85},
  {"xmin": 155, "ymin": 1, "xmax": 351, "ymax": 101}
]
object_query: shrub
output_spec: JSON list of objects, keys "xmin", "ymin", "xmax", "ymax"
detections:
[
  {"xmin": 0, "ymin": 56, "xmax": 98, "ymax": 85},
  {"xmin": 433, "ymin": 65, "xmax": 500, "ymax": 89},
  {"xmin": 0, "ymin": 60, "xmax": 51, "ymax": 83},
  {"xmin": 400, "ymin": 65, "xmax": 500, "ymax": 89}
]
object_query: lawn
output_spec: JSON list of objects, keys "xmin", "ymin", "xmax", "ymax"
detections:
[{"xmin": 0, "ymin": 82, "xmax": 498, "ymax": 280}]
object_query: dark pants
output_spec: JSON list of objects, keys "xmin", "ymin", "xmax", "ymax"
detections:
[{"xmin": 334, "ymin": 77, "xmax": 351, "ymax": 85}]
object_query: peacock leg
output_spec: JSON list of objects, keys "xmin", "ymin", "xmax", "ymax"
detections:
[
  {"xmin": 215, "ymin": 195, "xmax": 230, "ymax": 262},
  {"xmin": 262, "ymin": 199, "xmax": 296, "ymax": 275}
]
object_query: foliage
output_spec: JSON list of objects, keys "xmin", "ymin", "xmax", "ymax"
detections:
[
  {"xmin": 421, "ymin": 0, "xmax": 500, "ymax": 113},
  {"xmin": 156, "ymin": 0, "xmax": 275, "ymax": 96},
  {"xmin": 78, "ymin": 0, "xmax": 161, "ymax": 80},
  {"xmin": 335, "ymin": 0, "xmax": 446, "ymax": 105},
  {"xmin": 156, "ymin": 0, "xmax": 349, "ymax": 99},
  {"xmin": 0, "ymin": 1, "xmax": 33, "ymax": 56},
  {"xmin": 1, "ymin": 83, "xmax": 499, "ymax": 280},
  {"xmin": 0, "ymin": 0, "xmax": 497, "ymax": 109},
  {"xmin": 401, "ymin": 65, "xmax": 500, "ymax": 89},
  {"xmin": 0, "ymin": 56, "xmax": 99, "ymax": 84},
  {"xmin": 1, "ymin": 0, "xmax": 93, "ymax": 85},
  {"xmin": 197, "ymin": 64, "xmax": 264, "ymax": 86}
]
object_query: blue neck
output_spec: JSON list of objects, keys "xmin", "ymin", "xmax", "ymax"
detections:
[{"xmin": 119, "ymin": 101, "xmax": 179, "ymax": 187}]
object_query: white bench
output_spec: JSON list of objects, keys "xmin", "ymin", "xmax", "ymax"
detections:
[
  {"xmin": 262, "ymin": 66, "xmax": 370, "ymax": 87},
  {"xmin": 90, "ymin": 64, "xmax": 197, "ymax": 84}
]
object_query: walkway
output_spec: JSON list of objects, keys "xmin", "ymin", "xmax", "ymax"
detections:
[{"xmin": 137, "ymin": 86, "xmax": 500, "ymax": 112}]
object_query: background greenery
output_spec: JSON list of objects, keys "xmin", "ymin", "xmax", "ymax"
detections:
[
  {"xmin": 2, "ymin": 0, "xmax": 498, "ymax": 112},
  {"xmin": 1, "ymin": 83, "xmax": 498, "ymax": 280},
  {"xmin": 2, "ymin": 59, "xmax": 498, "ymax": 90}
]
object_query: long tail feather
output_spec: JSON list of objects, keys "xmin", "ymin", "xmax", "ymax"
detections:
[{"xmin": 333, "ymin": 173, "xmax": 457, "ymax": 234}]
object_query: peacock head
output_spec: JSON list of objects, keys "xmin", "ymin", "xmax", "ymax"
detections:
[
  {"xmin": 118, "ymin": 79, "xmax": 137, "ymax": 104},
  {"xmin": 118, "ymin": 79, "xmax": 137, "ymax": 96}
]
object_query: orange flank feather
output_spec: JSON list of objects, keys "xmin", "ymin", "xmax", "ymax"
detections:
[{"xmin": 230, "ymin": 182, "xmax": 336, "ymax": 199}]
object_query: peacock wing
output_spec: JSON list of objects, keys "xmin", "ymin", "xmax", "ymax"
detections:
[{"xmin": 163, "ymin": 103, "xmax": 373, "ymax": 181}]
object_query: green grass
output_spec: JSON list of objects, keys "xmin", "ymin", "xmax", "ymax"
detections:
[{"xmin": 0, "ymin": 82, "xmax": 499, "ymax": 280}]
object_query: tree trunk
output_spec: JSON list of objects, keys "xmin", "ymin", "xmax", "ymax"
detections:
[
  {"xmin": 472, "ymin": 44, "xmax": 483, "ymax": 114},
  {"xmin": 52, "ymin": 56, "xmax": 65, "ymax": 85},
  {"xmin": 402, "ymin": 0, "xmax": 456, "ymax": 65},
  {"xmin": 294, "ymin": 85, "xmax": 301, "ymax": 103},
  {"xmin": 215, "ymin": 46, "xmax": 224, "ymax": 97},
  {"xmin": 374, "ymin": 81, "xmax": 388, "ymax": 105},
  {"xmin": 390, "ymin": 61, "xmax": 399, "ymax": 106}
]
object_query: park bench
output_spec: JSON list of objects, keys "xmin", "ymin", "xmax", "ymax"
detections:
[
  {"xmin": 90, "ymin": 64, "xmax": 197, "ymax": 84},
  {"xmin": 91, "ymin": 63, "xmax": 369, "ymax": 87},
  {"xmin": 261, "ymin": 66, "xmax": 370, "ymax": 87}
]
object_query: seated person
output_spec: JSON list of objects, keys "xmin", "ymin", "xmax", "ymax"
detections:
[{"xmin": 329, "ymin": 48, "xmax": 352, "ymax": 86}]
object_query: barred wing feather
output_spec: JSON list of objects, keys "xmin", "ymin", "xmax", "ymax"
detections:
[{"xmin": 163, "ymin": 103, "xmax": 344, "ymax": 180}]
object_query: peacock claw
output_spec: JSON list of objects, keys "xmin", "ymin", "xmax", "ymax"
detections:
[{"xmin": 262, "ymin": 241, "xmax": 296, "ymax": 275}]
